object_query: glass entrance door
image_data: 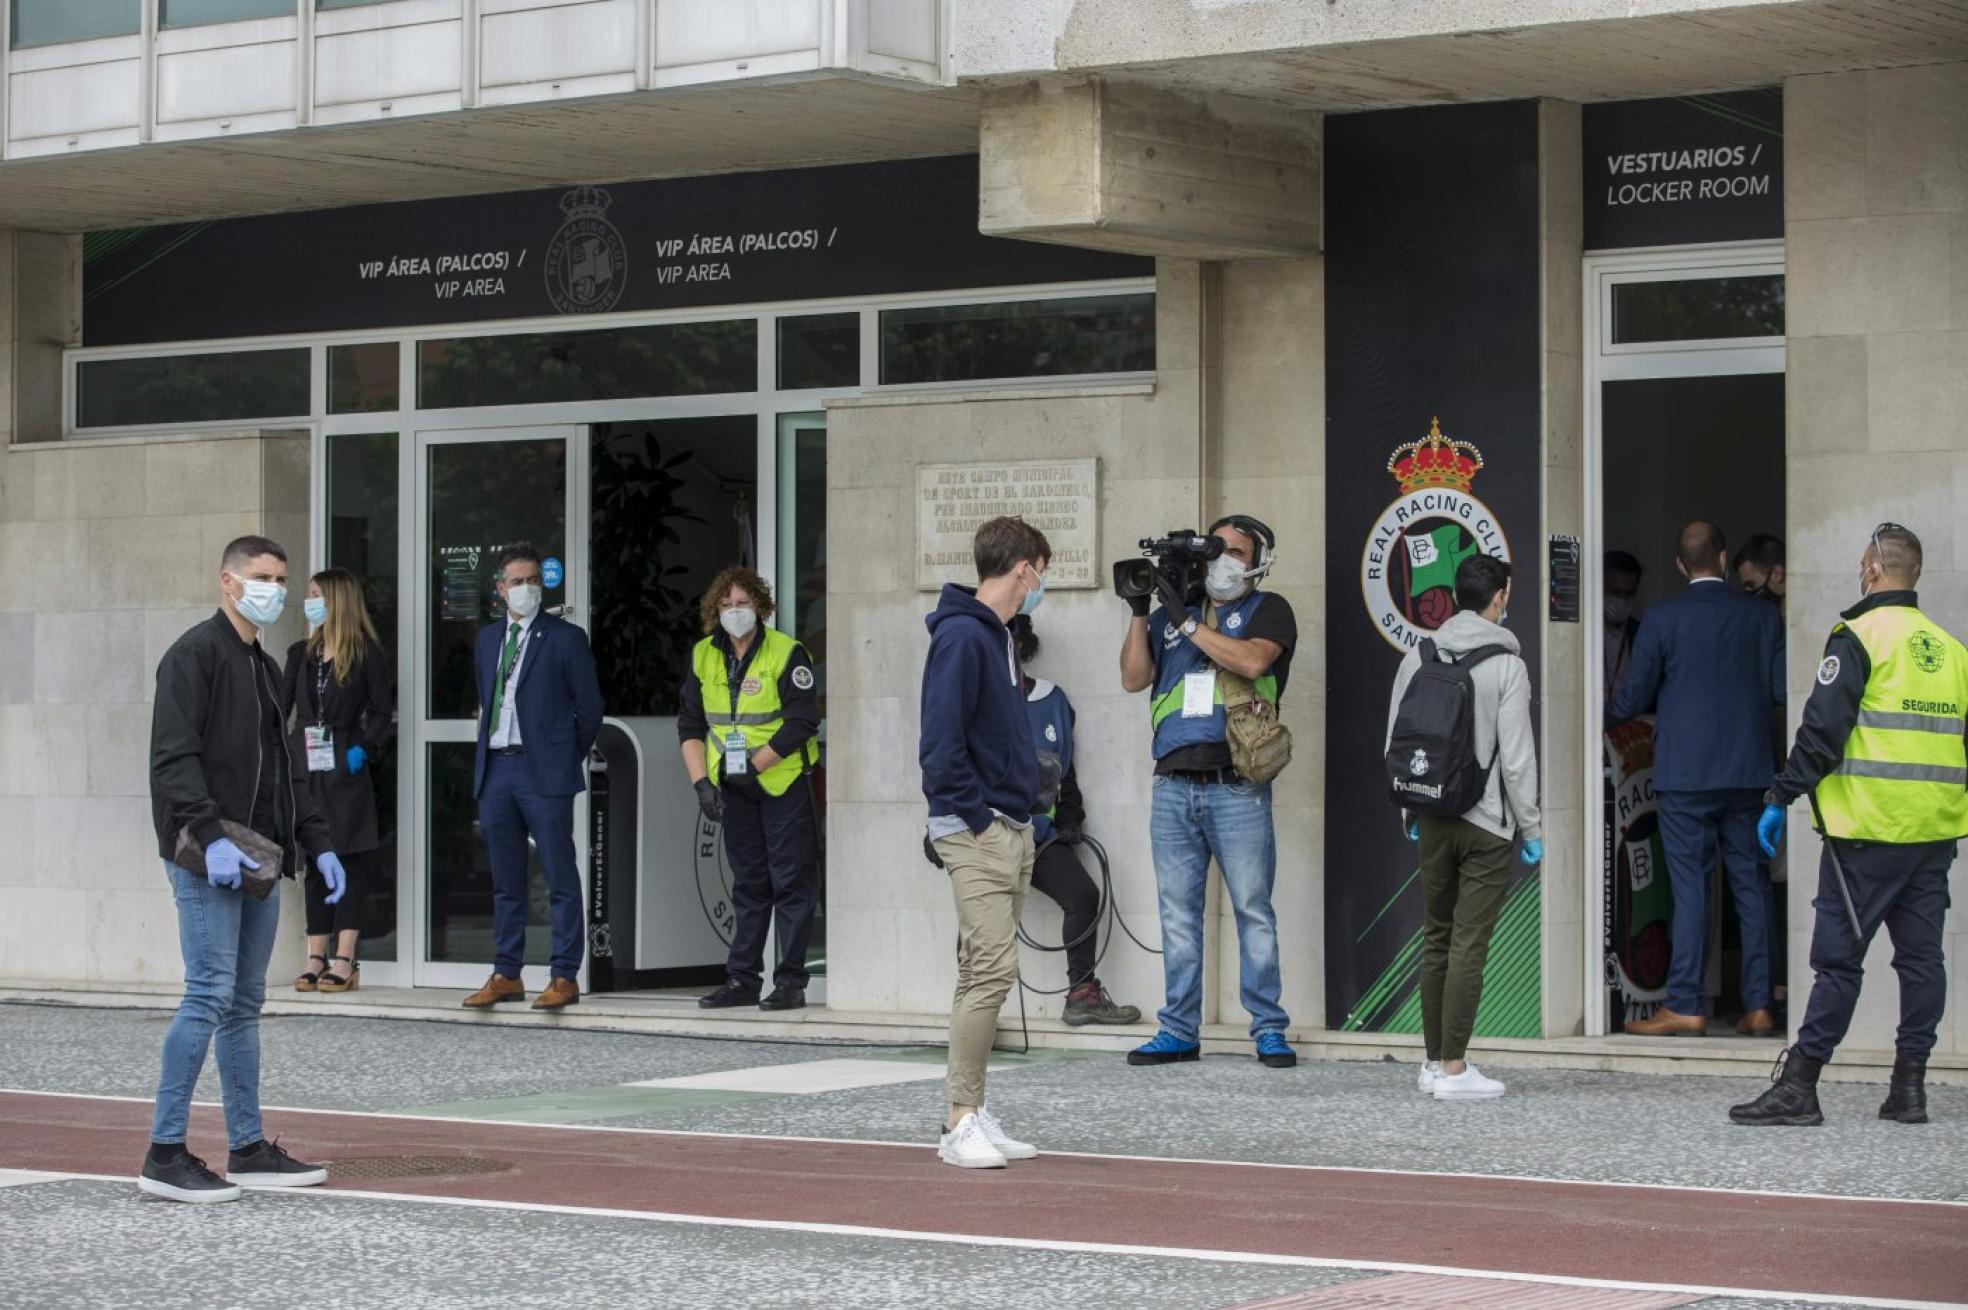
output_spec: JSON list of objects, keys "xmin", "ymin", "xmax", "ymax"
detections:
[{"xmin": 411, "ymin": 425, "xmax": 586, "ymax": 989}]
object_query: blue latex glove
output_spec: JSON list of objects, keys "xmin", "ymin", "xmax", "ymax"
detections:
[
  {"xmin": 1757, "ymin": 803, "xmax": 1785, "ymax": 857},
  {"xmin": 1406, "ymin": 820, "xmax": 1420, "ymax": 843},
  {"xmin": 345, "ymin": 745, "xmax": 367, "ymax": 776},
  {"xmin": 1520, "ymin": 838, "xmax": 1544, "ymax": 867},
  {"xmin": 317, "ymin": 851, "xmax": 347, "ymax": 906},
  {"xmin": 204, "ymin": 838, "xmax": 258, "ymax": 891}
]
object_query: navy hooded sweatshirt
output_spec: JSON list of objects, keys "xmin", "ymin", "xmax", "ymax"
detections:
[{"xmin": 920, "ymin": 584, "xmax": 1040, "ymax": 837}]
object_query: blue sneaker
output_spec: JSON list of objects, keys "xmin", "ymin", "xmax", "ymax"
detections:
[
  {"xmin": 1127, "ymin": 1031, "xmax": 1201, "ymax": 1066},
  {"xmin": 1255, "ymin": 1032, "xmax": 1297, "ymax": 1069}
]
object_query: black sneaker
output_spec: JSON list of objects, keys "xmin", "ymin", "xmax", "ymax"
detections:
[
  {"xmin": 226, "ymin": 1138, "xmax": 328, "ymax": 1188},
  {"xmin": 760, "ymin": 986, "xmax": 806, "ymax": 1011},
  {"xmin": 138, "ymin": 1145, "xmax": 241, "ymax": 1204},
  {"xmin": 698, "ymin": 980, "xmax": 762, "ymax": 1009}
]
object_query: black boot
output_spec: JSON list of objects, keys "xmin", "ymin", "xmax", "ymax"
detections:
[
  {"xmin": 1879, "ymin": 1057, "xmax": 1928, "ymax": 1124},
  {"xmin": 1729, "ymin": 1047, "xmax": 1825, "ymax": 1126}
]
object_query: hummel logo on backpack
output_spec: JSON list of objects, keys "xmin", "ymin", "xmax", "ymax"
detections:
[{"xmin": 1385, "ymin": 639, "xmax": 1509, "ymax": 817}]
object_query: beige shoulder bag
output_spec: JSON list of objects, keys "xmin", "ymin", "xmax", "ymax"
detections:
[{"xmin": 1205, "ymin": 602, "xmax": 1292, "ymax": 784}]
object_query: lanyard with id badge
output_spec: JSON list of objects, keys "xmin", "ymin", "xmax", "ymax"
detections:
[
  {"xmin": 304, "ymin": 655, "xmax": 336, "ymax": 772},
  {"xmin": 721, "ymin": 654, "xmax": 751, "ymax": 779}
]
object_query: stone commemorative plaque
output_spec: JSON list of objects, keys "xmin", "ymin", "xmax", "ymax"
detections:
[{"xmin": 916, "ymin": 459, "xmax": 1098, "ymax": 590}]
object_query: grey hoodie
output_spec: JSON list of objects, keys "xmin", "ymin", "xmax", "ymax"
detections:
[{"xmin": 1384, "ymin": 611, "xmax": 1541, "ymax": 843}]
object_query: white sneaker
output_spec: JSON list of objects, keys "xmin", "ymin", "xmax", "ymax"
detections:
[
  {"xmin": 1432, "ymin": 1062, "xmax": 1506, "ymax": 1100},
  {"xmin": 976, "ymin": 1105, "xmax": 1038, "ymax": 1161},
  {"xmin": 938, "ymin": 1113, "xmax": 1008, "ymax": 1169},
  {"xmin": 1417, "ymin": 1060, "xmax": 1442, "ymax": 1094}
]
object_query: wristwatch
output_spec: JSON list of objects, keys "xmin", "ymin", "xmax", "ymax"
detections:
[{"xmin": 1180, "ymin": 616, "xmax": 1199, "ymax": 637}]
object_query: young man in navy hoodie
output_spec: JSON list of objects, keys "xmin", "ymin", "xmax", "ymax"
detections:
[{"xmin": 921, "ymin": 515, "xmax": 1049, "ymax": 1169}]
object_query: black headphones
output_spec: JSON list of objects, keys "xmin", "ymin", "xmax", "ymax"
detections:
[{"xmin": 1207, "ymin": 514, "xmax": 1277, "ymax": 574}]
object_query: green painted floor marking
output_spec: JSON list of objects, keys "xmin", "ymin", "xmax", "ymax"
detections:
[{"xmin": 399, "ymin": 1085, "xmax": 773, "ymax": 1124}]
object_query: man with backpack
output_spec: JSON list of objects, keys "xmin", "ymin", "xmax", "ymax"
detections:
[{"xmin": 1384, "ymin": 554, "xmax": 1542, "ymax": 1100}]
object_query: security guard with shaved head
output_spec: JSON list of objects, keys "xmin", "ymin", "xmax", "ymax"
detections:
[{"xmin": 1733, "ymin": 524, "xmax": 1967, "ymax": 1127}]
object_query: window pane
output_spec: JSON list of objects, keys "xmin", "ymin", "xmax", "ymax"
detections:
[
  {"xmin": 880, "ymin": 293, "xmax": 1155, "ymax": 385},
  {"xmin": 160, "ymin": 0, "xmax": 293, "ymax": 27},
  {"xmin": 11, "ymin": 0, "xmax": 140, "ymax": 47},
  {"xmin": 326, "ymin": 432, "xmax": 400, "ymax": 961},
  {"xmin": 418, "ymin": 321, "xmax": 756, "ymax": 410},
  {"xmin": 1611, "ymin": 276, "xmax": 1784, "ymax": 344},
  {"xmin": 76, "ymin": 348, "xmax": 310, "ymax": 429},
  {"xmin": 329, "ymin": 342, "xmax": 400, "ymax": 414},
  {"xmin": 318, "ymin": 0, "xmax": 387, "ymax": 8},
  {"xmin": 776, "ymin": 312, "xmax": 859, "ymax": 390},
  {"xmin": 589, "ymin": 416, "xmax": 759, "ymax": 717}
]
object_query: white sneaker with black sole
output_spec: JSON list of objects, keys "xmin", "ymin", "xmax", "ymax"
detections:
[
  {"xmin": 137, "ymin": 1147, "xmax": 242, "ymax": 1204},
  {"xmin": 938, "ymin": 1113, "xmax": 1008, "ymax": 1169},
  {"xmin": 1417, "ymin": 1060, "xmax": 1442, "ymax": 1094},
  {"xmin": 975, "ymin": 1105, "xmax": 1037, "ymax": 1161},
  {"xmin": 1432, "ymin": 1063, "xmax": 1506, "ymax": 1100},
  {"xmin": 226, "ymin": 1138, "xmax": 329, "ymax": 1188}
]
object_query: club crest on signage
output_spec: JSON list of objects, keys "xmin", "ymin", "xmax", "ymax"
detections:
[
  {"xmin": 546, "ymin": 186, "xmax": 628, "ymax": 314},
  {"xmin": 1359, "ymin": 417, "xmax": 1511, "ymax": 653}
]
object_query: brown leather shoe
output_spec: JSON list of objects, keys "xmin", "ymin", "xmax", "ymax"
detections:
[
  {"xmin": 461, "ymin": 974, "xmax": 526, "ymax": 1008},
  {"xmin": 1736, "ymin": 1008, "xmax": 1778, "ymax": 1037},
  {"xmin": 532, "ymin": 978, "xmax": 580, "ymax": 1011},
  {"xmin": 1625, "ymin": 1007, "xmax": 1707, "ymax": 1037}
]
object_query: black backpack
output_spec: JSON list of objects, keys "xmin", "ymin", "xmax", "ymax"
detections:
[{"xmin": 1385, "ymin": 639, "xmax": 1509, "ymax": 817}]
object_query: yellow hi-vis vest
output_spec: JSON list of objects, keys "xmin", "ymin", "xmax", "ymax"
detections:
[
  {"xmin": 693, "ymin": 627, "xmax": 814, "ymax": 797},
  {"xmin": 1814, "ymin": 604, "xmax": 1968, "ymax": 843}
]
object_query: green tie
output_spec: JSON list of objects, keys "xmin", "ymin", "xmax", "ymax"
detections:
[{"xmin": 489, "ymin": 622, "xmax": 521, "ymax": 730}]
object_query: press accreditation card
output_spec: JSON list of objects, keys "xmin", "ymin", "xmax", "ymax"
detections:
[
  {"xmin": 1181, "ymin": 670, "xmax": 1217, "ymax": 718},
  {"xmin": 304, "ymin": 727, "xmax": 335, "ymax": 773},
  {"xmin": 723, "ymin": 730, "xmax": 750, "ymax": 777}
]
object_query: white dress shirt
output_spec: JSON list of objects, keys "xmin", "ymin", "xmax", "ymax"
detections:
[{"xmin": 488, "ymin": 610, "xmax": 539, "ymax": 749}]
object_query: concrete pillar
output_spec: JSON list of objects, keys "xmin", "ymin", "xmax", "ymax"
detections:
[
  {"xmin": 3, "ymin": 228, "xmax": 82, "ymax": 445},
  {"xmin": 979, "ymin": 77, "xmax": 1320, "ymax": 260}
]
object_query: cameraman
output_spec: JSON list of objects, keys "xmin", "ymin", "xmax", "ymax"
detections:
[{"xmin": 1118, "ymin": 515, "xmax": 1297, "ymax": 1069}]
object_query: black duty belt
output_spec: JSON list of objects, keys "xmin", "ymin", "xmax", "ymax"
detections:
[{"xmin": 1168, "ymin": 766, "xmax": 1237, "ymax": 785}]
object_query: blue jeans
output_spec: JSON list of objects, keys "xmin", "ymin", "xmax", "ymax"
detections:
[
  {"xmin": 151, "ymin": 861, "xmax": 280, "ymax": 1149},
  {"xmin": 1656, "ymin": 788, "xmax": 1772, "ymax": 1016},
  {"xmin": 1149, "ymin": 774, "xmax": 1288, "ymax": 1041}
]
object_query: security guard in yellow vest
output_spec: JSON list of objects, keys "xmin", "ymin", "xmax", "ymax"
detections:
[
  {"xmin": 1733, "ymin": 525, "xmax": 1967, "ymax": 1127},
  {"xmin": 678, "ymin": 566, "xmax": 821, "ymax": 1012}
]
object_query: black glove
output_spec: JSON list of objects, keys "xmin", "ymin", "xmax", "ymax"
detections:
[
  {"xmin": 1126, "ymin": 590, "xmax": 1151, "ymax": 618},
  {"xmin": 693, "ymin": 778, "xmax": 724, "ymax": 824},
  {"xmin": 923, "ymin": 834, "xmax": 945, "ymax": 869},
  {"xmin": 1054, "ymin": 819, "xmax": 1083, "ymax": 846},
  {"xmin": 1154, "ymin": 572, "xmax": 1188, "ymax": 625}
]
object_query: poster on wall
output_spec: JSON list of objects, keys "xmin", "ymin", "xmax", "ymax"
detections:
[
  {"xmin": 81, "ymin": 155, "xmax": 1150, "ymax": 346},
  {"xmin": 1583, "ymin": 89, "xmax": 1783, "ymax": 251},
  {"xmin": 1323, "ymin": 101, "xmax": 1545, "ymax": 1034},
  {"xmin": 1604, "ymin": 718, "xmax": 1672, "ymax": 1030}
]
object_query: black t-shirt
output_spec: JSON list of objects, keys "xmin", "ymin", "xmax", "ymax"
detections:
[
  {"xmin": 1155, "ymin": 592, "xmax": 1298, "ymax": 776},
  {"xmin": 247, "ymin": 646, "xmax": 290, "ymax": 847}
]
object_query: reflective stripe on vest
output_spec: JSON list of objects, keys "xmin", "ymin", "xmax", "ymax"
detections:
[
  {"xmin": 692, "ymin": 628, "xmax": 813, "ymax": 797},
  {"xmin": 1814, "ymin": 604, "xmax": 1968, "ymax": 843}
]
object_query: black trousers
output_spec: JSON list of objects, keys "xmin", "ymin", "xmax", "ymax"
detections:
[
  {"xmin": 303, "ymin": 848, "xmax": 374, "ymax": 938},
  {"xmin": 721, "ymin": 779, "xmax": 819, "ymax": 991},
  {"xmin": 1031, "ymin": 840, "xmax": 1100, "ymax": 987},
  {"xmin": 1795, "ymin": 837, "xmax": 1955, "ymax": 1064}
]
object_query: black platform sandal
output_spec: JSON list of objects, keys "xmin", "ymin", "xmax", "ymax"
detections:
[
  {"xmin": 317, "ymin": 955, "xmax": 360, "ymax": 994},
  {"xmin": 294, "ymin": 954, "xmax": 328, "ymax": 993}
]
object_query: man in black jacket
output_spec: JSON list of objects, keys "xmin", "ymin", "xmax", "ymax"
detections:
[{"xmin": 141, "ymin": 535, "xmax": 347, "ymax": 1204}]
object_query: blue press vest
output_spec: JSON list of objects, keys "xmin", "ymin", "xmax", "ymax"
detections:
[
  {"xmin": 1148, "ymin": 590, "xmax": 1273, "ymax": 760},
  {"xmin": 1024, "ymin": 680, "xmax": 1074, "ymax": 844}
]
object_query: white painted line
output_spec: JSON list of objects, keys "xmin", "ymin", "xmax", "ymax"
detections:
[
  {"xmin": 4, "ymin": 1087, "xmax": 1965, "ymax": 1212},
  {"xmin": 11, "ymin": 1167, "xmax": 1961, "ymax": 1310},
  {"xmin": 627, "ymin": 1057, "xmax": 1011, "ymax": 1094},
  {"xmin": 0, "ymin": 1168, "xmax": 79, "ymax": 1188}
]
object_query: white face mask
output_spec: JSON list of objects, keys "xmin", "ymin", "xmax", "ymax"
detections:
[
  {"xmin": 1604, "ymin": 595, "xmax": 1633, "ymax": 626},
  {"xmin": 1205, "ymin": 554, "xmax": 1252, "ymax": 602},
  {"xmin": 230, "ymin": 576, "xmax": 287, "ymax": 629},
  {"xmin": 720, "ymin": 606, "xmax": 758, "ymax": 640},
  {"xmin": 505, "ymin": 583, "xmax": 541, "ymax": 619}
]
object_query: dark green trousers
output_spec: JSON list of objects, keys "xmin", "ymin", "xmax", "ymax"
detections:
[{"xmin": 1417, "ymin": 815, "xmax": 1515, "ymax": 1062}]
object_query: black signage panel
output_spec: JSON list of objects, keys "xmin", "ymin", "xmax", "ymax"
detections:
[
  {"xmin": 82, "ymin": 155, "xmax": 1151, "ymax": 346},
  {"xmin": 1323, "ymin": 101, "xmax": 1545, "ymax": 1034},
  {"xmin": 1583, "ymin": 89, "xmax": 1783, "ymax": 250},
  {"xmin": 1548, "ymin": 534, "xmax": 1580, "ymax": 623}
]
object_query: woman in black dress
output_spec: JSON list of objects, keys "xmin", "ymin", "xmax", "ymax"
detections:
[{"xmin": 285, "ymin": 567, "xmax": 393, "ymax": 993}]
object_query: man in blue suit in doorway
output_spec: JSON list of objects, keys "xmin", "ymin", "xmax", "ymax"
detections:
[
  {"xmin": 1608, "ymin": 521, "xmax": 1784, "ymax": 1036},
  {"xmin": 461, "ymin": 542, "xmax": 604, "ymax": 1012}
]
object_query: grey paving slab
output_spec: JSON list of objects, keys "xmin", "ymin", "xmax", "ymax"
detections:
[{"xmin": 0, "ymin": 1178, "xmax": 1358, "ymax": 1310}]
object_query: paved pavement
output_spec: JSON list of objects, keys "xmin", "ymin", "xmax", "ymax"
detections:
[{"xmin": 1, "ymin": 1001, "xmax": 1962, "ymax": 1309}]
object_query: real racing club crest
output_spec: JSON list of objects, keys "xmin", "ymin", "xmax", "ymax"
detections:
[
  {"xmin": 545, "ymin": 186, "xmax": 628, "ymax": 314},
  {"xmin": 1360, "ymin": 417, "xmax": 1510, "ymax": 653}
]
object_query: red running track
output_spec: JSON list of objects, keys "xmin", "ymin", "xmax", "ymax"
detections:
[{"xmin": 3, "ymin": 1092, "xmax": 1964, "ymax": 1305}]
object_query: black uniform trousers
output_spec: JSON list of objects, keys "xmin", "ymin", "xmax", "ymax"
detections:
[
  {"xmin": 1796, "ymin": 837, "xmax": 1955, "ymax": 1064},
  {"xmin": 1031, "ymin": 840, "xmax": 1100, "ymax": 987},
  {"xmin": 721, "ymin": 777, "xmax": 819, "ymax": 992}
]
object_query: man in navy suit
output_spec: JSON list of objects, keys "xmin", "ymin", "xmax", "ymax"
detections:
[
  {"xmin": 1608, "ymin": 521, "xmax": 1784, "ymax": 1037},
  {"xmin": 461, "ymin": 543, "xmax": 604, "ymax": 1012}
]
